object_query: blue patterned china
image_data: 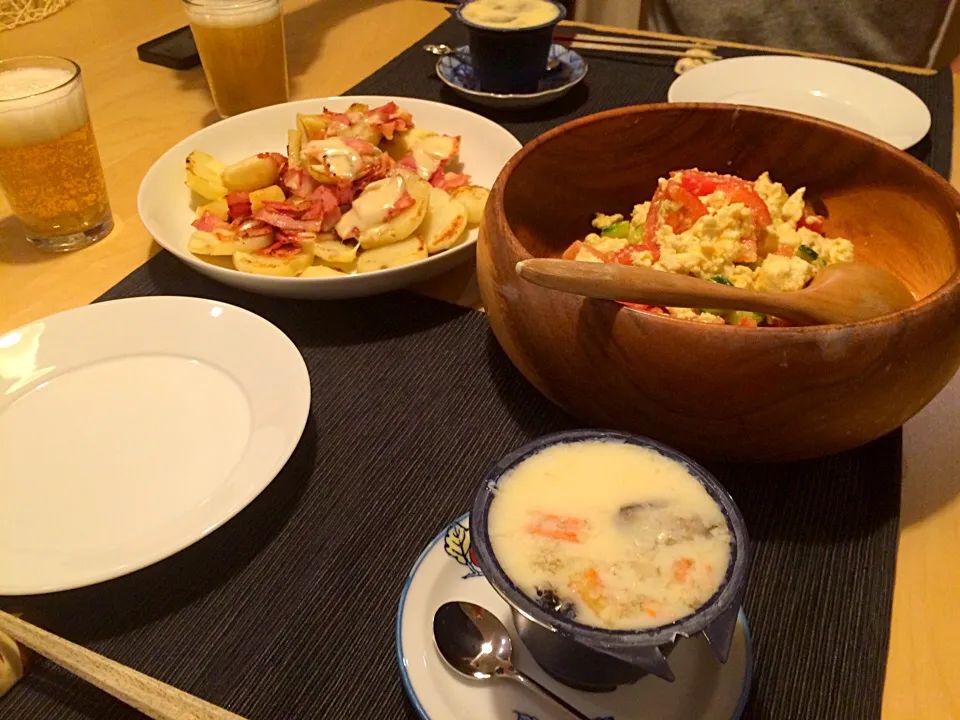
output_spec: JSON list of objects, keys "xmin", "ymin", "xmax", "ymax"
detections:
[
  {"xmin": 396, "ymin": 513, "xmax": 752, "ymax": 719},
  {"xmin": 436, "ymin": 44, "xmax": 587, "ymax": 110}
]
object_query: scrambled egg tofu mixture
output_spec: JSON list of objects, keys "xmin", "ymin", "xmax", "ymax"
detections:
[{"xmin": 564, "ymin": 169, "xmax": 855, "ymax": 326}]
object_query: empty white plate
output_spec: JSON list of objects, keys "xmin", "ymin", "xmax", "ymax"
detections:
[
  {"xmin": 0, "ymin": 296, "xmax": 310, "ymax": 595},
  {"xmin": 668, "ymin": 55, "xmax": 931, "ymax": 150}
]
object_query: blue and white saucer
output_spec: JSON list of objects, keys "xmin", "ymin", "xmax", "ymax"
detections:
[
  {"xmin": 436, "ymin": 44, "xmax": 587, "ymax": 110},
  {"xmin": 396, "ymin": 514, "xmax": 753, "ymax": 720}
]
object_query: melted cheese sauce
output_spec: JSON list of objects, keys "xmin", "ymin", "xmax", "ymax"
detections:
[
  {"xmin": 303, "ymin": 137, "xmax": 365, "ymax": 181},
  {"xmin": 410, "ymin": 134, "xmax": 458, "ymax": 180},
  {"xmin": 461, "ymin": 0, "xmax": 560, "ymax": 29},
  {"xmin": 335, "ymin": 174, "xmax": 405, "ymax": 236},
  {"xmin": 488, "ymin": 440, "xmax": 731, "ymax": 630}
]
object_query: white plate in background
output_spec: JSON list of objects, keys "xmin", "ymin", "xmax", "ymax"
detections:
[
  {"xmin": 668, "ymin": 55, "xmax": 931, "ymax": 150},
  {"xmin": 138, "ymin": 96, "xmax": 522, "ymax": 299},
  {"xmin": 0, "ymin": 296, "xmax": 309, "ymax": 594}
]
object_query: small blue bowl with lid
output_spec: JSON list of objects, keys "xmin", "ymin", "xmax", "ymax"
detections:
[
  {"xmin": 455, "ymin": 0, "xmax": 567, "ymax": 94},
  {"xmin": 470, "ymin": 429, "xmax": 751, "ymax": 692}
]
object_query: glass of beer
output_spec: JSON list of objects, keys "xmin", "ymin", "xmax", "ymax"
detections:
[
  {"xmin": 184, "ymin": 0, "xmax": 289, "ymax": 119},
  {"xmin": 0, "ymin": 57, "xmax": 113, "ymax": 252}
]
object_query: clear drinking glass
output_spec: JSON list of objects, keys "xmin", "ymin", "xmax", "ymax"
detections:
[
  {"xmin": 184, "ymin": 0, "xmax": 289, "ymax": 119},
  {"xmin": 0, "ymin": 56, "xmax": 113, "ymax": 252}
]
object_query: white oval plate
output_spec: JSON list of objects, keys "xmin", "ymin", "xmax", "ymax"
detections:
[
  {"xmin": 668, "ymin": 55, "xmax": 931, "ymax": 150},
  {"xmin": 397, "ymin": 515, "xmax": 752, "ymax": 720},
  {"xmin": 138, "ymin": 96, "xmax": 522, "ymax": 299},
  {"xmin": 0, "ymin": 297, "xmax": 310, "ymax": 595}
]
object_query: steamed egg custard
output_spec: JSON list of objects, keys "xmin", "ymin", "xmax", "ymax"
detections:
[
  {"xmin": 460, "ymin": 0, "xmax": 561, "ymax": 29},
  {"xmin": 488, "ymin": 440, "xmax": 731, "ymax": 631},
  {"xmin": 562, "ymin": 169, "xmax": 856, "ymax": 326}
]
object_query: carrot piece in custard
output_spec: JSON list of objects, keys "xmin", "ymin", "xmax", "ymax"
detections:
[{"xmin": 526, "ymin": 513, "xmax": 586, "ymax": 543}]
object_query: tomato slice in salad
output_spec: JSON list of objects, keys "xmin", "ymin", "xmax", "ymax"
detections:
[
  {"xmin": 643, "ymin": 180, "xmax": 708, "ymax": 258},
  {"xmin": 672, "ymin": 170, "xmax": 772, "ymax": 261}
]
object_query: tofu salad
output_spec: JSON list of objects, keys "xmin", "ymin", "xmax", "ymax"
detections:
[{"xmin": 562, "ymin": 169, "xmax": 855, "ymax": 327}]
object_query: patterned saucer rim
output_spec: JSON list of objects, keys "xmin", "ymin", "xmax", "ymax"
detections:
[
  {"xmin": 435, "ymin": 44, "xmax": 588, "ymax": 100},
  {"xmin": 395, "ymin": 513, "xmax": 753, "ymax": 720}
]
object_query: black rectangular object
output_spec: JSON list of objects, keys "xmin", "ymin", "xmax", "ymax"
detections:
[{"xmin": 137, "ymin": 25, "xmax": 201, "ymax": 71}]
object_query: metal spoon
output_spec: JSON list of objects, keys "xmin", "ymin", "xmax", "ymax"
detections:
[
  {"xmin": 433, "ymin": 601, "xmax": 591, "ymax": 720},
  {"xmin": 424, "ymin": 43, "xmax": 561, "ymax": 72},
  {"xmin": 516, "ymin": 258, "xmax": 915, "ymax": 325}
]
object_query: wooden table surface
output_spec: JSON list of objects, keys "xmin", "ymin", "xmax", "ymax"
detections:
[{"xmin": 1, "ymin": 1, "xmax": 958, "ymax": 717}]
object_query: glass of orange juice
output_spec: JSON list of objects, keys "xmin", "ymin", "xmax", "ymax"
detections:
[{"xmin": 183, "ymin": 0, "xmax": 289, "ymax": 118}]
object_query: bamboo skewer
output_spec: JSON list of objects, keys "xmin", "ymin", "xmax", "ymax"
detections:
[
  {"xmin": 555, "ymin": 32, "xmax": 717, "ymax": 51},
  {"xmin": 0, "ymin": 611, "xmax": 247, "ymax": 720},
  {"xmin": 564, "ymin": 40, "xmax": 719, "ymax": 60}
]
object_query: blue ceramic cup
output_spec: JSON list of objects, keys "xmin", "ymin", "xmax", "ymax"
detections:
[{"xmin": 455, "ymin": 0, "xmax": 566, "ymax": 94}]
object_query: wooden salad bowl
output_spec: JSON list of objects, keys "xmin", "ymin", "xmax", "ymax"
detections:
[{"xmin": 477, "ymin": 103, "xmax": 960, "ymax": 462}]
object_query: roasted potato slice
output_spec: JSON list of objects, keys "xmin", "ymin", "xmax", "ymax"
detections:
[
  {"xmin": 233, "ymin": 240, "xmax": 316, "ymax": 277},
  {"xmin": 300, "ymin": 263, "xmax": 347, "ymax": 278},
  {"xmin": 314, "ymin": 238, "xmax": 359, "ymax": 265},
  {"xmin": 356, "ymin": 236, "xmax": 427, "ymax": 273},
  {"xmin": 250, "ymin": 184, "xmax": 287, "ymax": 211},
  {"xmin": 221, "ymin": 154, "xmax": 283, "ymax": 192},
  {"xmin": 287, "ymin": 129, "xmax": 302, "ymax": 169},
  {"xmin": 188, "ymin": 230, "xmax": 273, "ymax": 256},
  {"xmin": 420, "ymin": 187, "xmax": 468, "ymax": 254},
  {"xmin": 449, "ymin": 185, "xmax": 490, "ymax": 225},
  {"xmin": 339, "ymin": 172, "xmax": 431, "ymax": 250},
  {"xmin": 186, "ymin": 151, "xmax": 225, "ymax": 183},
  {"xmin": 195, "ymin": 197, "xmax": 230, "ymax": 221},
  {"xmin": 340, "ymin": 121, "xmax": 381, "ymax": 146},
  {"xmin": 382, "ymin": 127, "xmax": 437, "ymax": 161},
  {"xmin": 297, "ymin": 113, "xmax": 330, "ymax": 142},
  {"xmin": 185, "ymin": 151, "xmax": 228, "ymax": 201}
]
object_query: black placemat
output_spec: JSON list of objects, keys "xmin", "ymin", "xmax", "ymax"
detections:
[
  {"xmin": 2, "ymin": 16, "xmax": 949, "ymax": 720},
  {"xmin": 0, "ymin": 254, "xmax": 900, "ymax": 720}
]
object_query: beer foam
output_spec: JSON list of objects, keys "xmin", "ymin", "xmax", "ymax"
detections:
[
  {"xmin": 184, "ymin": 0, "xmax": 280, "ymax": 28},
  {"xmin": 0, "ymin": 67, "xmax": 88, "ymax": 147}
]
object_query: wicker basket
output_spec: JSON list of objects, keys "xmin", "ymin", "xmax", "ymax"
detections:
[{"xmin": 1, "ymin": 0, "xmax": 73, "ymax": 31}]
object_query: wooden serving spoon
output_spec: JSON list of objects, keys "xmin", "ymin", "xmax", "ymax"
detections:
[
  {"xmin": 515, "ymin": 259, "xmax": 915, "ymax": 325},
  {"xmin": 0, "ymin": 611, "xmax": 245, "ymax": 720}
]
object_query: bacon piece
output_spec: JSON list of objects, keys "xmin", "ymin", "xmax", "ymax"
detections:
[
  {"xmin": 254, "ymin": 207, "xmax": 328, "ymax": 232},
  {"xmin": 334, "ymin": 183, "xmax": 355, "ymax": 205},
  {"xmin": 429, "ymin": 171, "xmax": 470, "ymax": 191},
  {"xmin": 300, "ymin": 186, "xmax": 343, "ymax": 231},
  {"xmin": 225, "ymin": 191, "xmax": 252, "ymax": 220},
  {"xmin": 256, "ymin": 236, "xmax": 303, "ymax": 258},
  {"xmin": 232, "ymin": 219, "xmax": 273, "ymax": 238},
  {"xmin": 384, "ymin": 190, "xmax": 415, "ymax": 220},
  {"xmin": 365, "ymin": 101, "xmax": 413, "ymax": 139},
  {"xmin": 259, "ymin": 200, "xmax": 301, "ymax": 216},
  {"xmin": 325, "ymin": 111, "xmax": 352, "ymax": 126},
  {"xmin": 398, "ymin": 153, "xmax": 418, "ymax": 172},
  {"xmin": 282, "ymin": 167, "xmax": 318, "ymax": 198},
  {"xmin": 341, "ymin": 136, "xmax": 378, "ymax": 154},
  {"xmin": 192, "ymin": 211, "xmax": 231, "ymax": 232}
]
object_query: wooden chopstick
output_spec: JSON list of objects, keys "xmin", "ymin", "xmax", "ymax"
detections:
[
  {"xmin": 554, "ymin": 32, "xmax": 717, "ymax": 51},
  {"xmin": 561, "ymin": 40, "xmax": 720, "ymax": 60}
]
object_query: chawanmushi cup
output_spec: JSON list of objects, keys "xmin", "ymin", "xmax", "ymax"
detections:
[
  {"xmin": 470, "ymin": 429, "xmax": 751, "ymax": 691},
  {"xmin": 454, "ymin": 0, "xmax": 566, "ymax": 94}
]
